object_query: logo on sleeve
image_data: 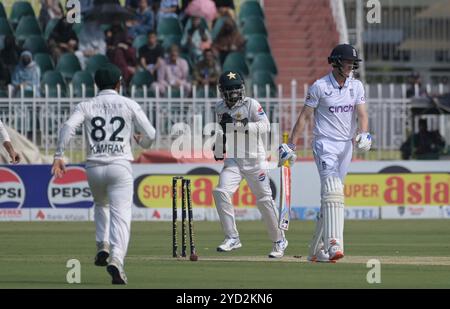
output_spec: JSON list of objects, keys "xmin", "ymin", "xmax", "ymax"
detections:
[
  {"xmin": 258, "ymin": 172, "xmax": 266, "ymax": 182},
  {"xmin": 257, "ymin": 106, "xmax": 265, "ymax": 116},
  {"xmin": 0, "ymin": 168, "xmax": 25, "ymax": 208},
  {"xmin": 48, "ymin": 167, "xmax": 93, "ymax": 208}
]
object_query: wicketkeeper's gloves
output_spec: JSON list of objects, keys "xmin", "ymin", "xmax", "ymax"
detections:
[
  {"xmin": 355, "ymin": 132, "xmax": 372, "ymax": 152},
  {"xmin": 278, "ymin": 143, "xmax": 297, "ymax": 167}
]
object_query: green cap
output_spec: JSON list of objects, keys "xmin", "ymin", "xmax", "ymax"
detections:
[{"xmin": 94, "ymin": 63, "xmax": 122, "ymax": 89}]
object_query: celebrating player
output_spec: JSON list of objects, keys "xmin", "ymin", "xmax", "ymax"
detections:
[
  {"xmin": 0, "ymin": 120, "xmax": 20, "ymax": 164},
  {"xmin": 279, "ymin": 44, "xmax": 371, "ymax": 262},
  {"xmin": 212, "ymin": 71, "xmax": 288, "ymax": 258},
  {"xmin": 51, "ymin": 64, "xmax": 156, "ymax": 284}
]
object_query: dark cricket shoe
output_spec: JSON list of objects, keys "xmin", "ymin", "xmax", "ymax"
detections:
[
  {"xmin": 106, "ymin": 258, "xmax": 128, "ymax": 285},
  {"xmin": 94, "ymin": 241, "xmax": 110, "ymax": 266}
]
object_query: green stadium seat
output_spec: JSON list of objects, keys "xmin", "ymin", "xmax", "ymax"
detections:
[
  {"xmin": 211, "ymin": 17, "xmax": 225, "ymax": 40},
  {"xmin": 133, "ymin": 34, "xmax": 148, "ymax": 50},
  {"xmin": 222, "ymin": 52, "xmax": 249, "ymax": 77},
  {"xmin": 23, "ymin": 35, "xmax": 48, "ymax": 54},
  {"xmin": 0, "ymin": 2, "xmax": 7, "ymax": 19},
  {"xmin": 245, "ymin": 34, "xmax": 271, "ymax": 62},
  {"xmin": 0, "ymin": 17, "xmax": 13, "ymax": 36},
  {"xmin": 34, "ymin": 53, "xmax": 55, "ymax": 74},
  {"xmin": 10, "ymin": 1, "xmax": 35, "ymax": 26},
  {"xmin": 72, "ymin": 21, "xmax": 83, "ymax": 37},
  {"xmin": 41, "ymin": 70, "xmax": 67, "ymax": 97},
  {"xmin": 15, "ymin": 16, "xmax": 42, "ymax": 42},
  {"xmin": 238, "ymin": 1, "xmax": 264, "ymax": 22},
  {"xmin": 44, "ymin": 18, "xmax": 59, "ymax": 40},
  {"xmin": 161, "ymin": 35, "xmax": 182, "ymax": 52},
  {"xmin": 242, "ymin": 16, "xmax": 267, "ymax": 37},
  {"xmin": 251, "ymin": 53, "xmax": 278, "ymax": 75},
  {"xmin": 130, "ymin": 70, "xmax": 155, "ymax": 97},
  {"xmin": 71, "ymin": 70, "xmax": 95, "ymax": 97},
  {"xmin": 85, "ymin": 54, "xmax": 110, "ymax": 74},
  {"xmin": 56, "ymin": 53, "xmax": 82, "ymax": 80},
  {"xmin": 195, "ymin": 86, "xmax": 217, "ymax": 98},
  {"xmin": 157, "ymin": 18, "xmax": 182, "ymax": 40},
  {"xmin": 251, "ymin": 70, "xmax": 276, "ymax": 97}
]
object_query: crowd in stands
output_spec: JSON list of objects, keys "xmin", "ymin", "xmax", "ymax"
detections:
[{"xmin": 0, "ymin": 0, "xmax": 271, "ymax": 98}]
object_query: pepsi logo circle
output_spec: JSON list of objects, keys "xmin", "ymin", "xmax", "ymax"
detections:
[
  {"xmin": 0, "ymin": 167, "xmax": 25, "ymax": 208},
  {"xmin": 48, "ymin": 167, "xmax": 93, "ymax": 208}
]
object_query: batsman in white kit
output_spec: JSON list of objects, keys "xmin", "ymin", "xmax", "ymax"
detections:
[
  {"xmin": 0, "ymin": 120, "xmax": 20, "ymax": 164},
  {"xmin": 52, "ymin": 64, "xmax": 156, "ymax": 284},
  {"xmin": 279, "ymin": 44, "xmax": 371, "ymax": 262},
  {"xmin": 213, "ymin": 71, "xmax": 288, "ymax": 258}
]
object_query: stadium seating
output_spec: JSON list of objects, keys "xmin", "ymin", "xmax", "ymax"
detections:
[
  {"xmin": 15, "ymin": 16, "xmax": 42, "ymax": 42},
  {"xmin": 251, "ymin": 70, "xmax": 276, "ymax": 96},
  {"xmin": 222, "ymin": 52, "xmax": 249, "ymax": 77},
  {"xmin": 41, "ymin": 70, "xmax": 67, "ymax": 97},
  {"xmin": 71, "ymin": 70, "xmax": 95, "ymax": 97},
  {"xmin": 184, "ymin": 16, "xmax": 208, "ymax": 32},
  {"xmin": 161, "ymin": 34, "xmax": 182, "ymax": 51},
  {"xmin": 56, "ymin": 53, "xmax": 82, "ymax": 80},
  {"xmin": 85, "ymin": 54, "xmax": 110, "ymax": 74},
  {"xmin": 242, "ymin": 16, "xmax": 267, "ymax": 37},
  {"xmin": 34, "ymin": 53, "xmax": 55, "ymax": 74},
  {"xmin": 133, "ymin": 34, "xmax": 148, "ymax": 51},
  {"xmin": 130, "ymin": 70, "xmax": 154, "ymax": 97},
  {"xmin": 157, "ymin": 18, "xmax": 182, "ymax": 40},
  {"xmin": 44, "ymin": 18, "xmax": 59, "ymax": 40},
  {"xmin": 23, "ymin": 35, "xmax": 49, "ymax": 54},
  {"xmin": 0, "ymin": 17, "xmax": 13, "ymax": 36},
  {"xmin": 211, "ymin": 17, "xmax": 225, "ymax": 40},
  {"xmin": 251, "ymin": 53, "xmax": 278, "ymax": 75},
  {"xmin": 245, "ymin": 34, "xmax": 271, "ymax": 62},
  {"xmin": 0, "ymin": 2, "xmax": 6, "ymax": 19},
  {"xmin": 10, "ymin": 1, "xmax": 35, "ymax": 27},
  {"xmin": 238, "ymin": 1, "xmax": 264, "ymax": 23}
]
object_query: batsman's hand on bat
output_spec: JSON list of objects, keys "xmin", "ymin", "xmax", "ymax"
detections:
[
  {"xmin": 51, "ymin": 158, "xmax": 66, "ymax": 178},
  {"xmin": 278, "ymin": 143, "xmax": 297, "ymax": 167}
]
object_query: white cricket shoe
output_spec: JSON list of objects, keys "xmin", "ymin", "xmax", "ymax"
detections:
[
  {"xmin": 217, "ymin": 237, "xmax": 242, "ymax": 252},
  {"xmin": 106, "ymin": 258, "xmax": 128, "ymax": 285},
  {"xmin": 328, "ymin": 245, "xmax": 344, "ymax": 261},
  {"xmin": 268, "ymin": 239, "xmax": 288, "ymax": 258},
  {"xmin": 94, "ymin": 241, "xmax": 110, "ymax": 267},
  {"xmin": 307, "ymin": 249, "xmax": 333, "ymax": 263}
]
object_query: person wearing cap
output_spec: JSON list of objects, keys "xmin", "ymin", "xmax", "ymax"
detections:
[
  {"xmin": 279, "ymin": 44, "xmax": 370, "ymax": 263},
  {"xmin": 51, "ymin": 63, "xmax": 156, "ymax": 285},
  {"xmin": 11, "ymin": 51, "xmax": 41, "ymax": 97}
]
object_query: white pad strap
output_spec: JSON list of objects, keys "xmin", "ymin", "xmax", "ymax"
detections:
[
  {"xmin": 322, "ymin": 177, "xmax": 344, "ymax": 251},
  {"xmin": 308, "ymin": 208, "xmax": 324, "ymax": 257}
]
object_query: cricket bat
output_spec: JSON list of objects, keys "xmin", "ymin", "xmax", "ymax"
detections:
[{"xmin": 278, "ymin": 132, "xmax": 292, "ymax": 230}]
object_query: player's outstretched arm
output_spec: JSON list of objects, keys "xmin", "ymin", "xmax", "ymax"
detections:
[
  {"xmin": 3, "ymin": 141, "xmax": 20, "ymax": 164},
  {"xmin": 133, "ymin": 105, "xmax": 156, "ymax": 149},
  {"xmin": 288, "ymin": 105, "xmax": 314, "ymax": 145}
]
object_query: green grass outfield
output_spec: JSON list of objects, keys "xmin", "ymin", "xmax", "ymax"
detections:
[{"xmin": 0, "ymin": 220, "xmax": 450, "ymax": 288}]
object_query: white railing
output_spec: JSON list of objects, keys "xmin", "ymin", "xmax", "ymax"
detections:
[
  {"xmin": 1, "ymin": 82, "xmax": 449, "ymax": 163},
  {"xmin": 330, "ymin": 0, "xmax": 349, "ymax": 44}
]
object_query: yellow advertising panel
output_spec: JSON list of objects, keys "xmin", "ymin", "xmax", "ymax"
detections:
[
  {"xmin": 135, "ymin": 175, "xmax": 257, "ymax": 208},
  {"xmin": 345, "ymin": 173, "xmax": 449, "ymax": 206}
]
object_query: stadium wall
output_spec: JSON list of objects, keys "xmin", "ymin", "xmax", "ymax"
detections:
[{"xmin": 0, "ymin": 161, "xmax": 449, "ymax": 221}]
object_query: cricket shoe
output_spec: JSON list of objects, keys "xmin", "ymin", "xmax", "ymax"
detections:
[
  {"xmin": 217, "ymin": 237, "xmax": 242, "ymax": 252},
  {"xmin": 94, "ymin": 241, "xmax": 110, "ymax": 267},
  {"xmin": 328, "ymin": 245, "xmax": 344, "ymax": 261},
  {"xmin": 268, "ymin": 239, "xmax": 288, "ymax": 258},
  {"xmin": 106, "ymin": 258, "xmax": 128, "ymax": 285},
  {"xmin": 307, "ymin": 249, "xmax": 335, "ymax": 263}
]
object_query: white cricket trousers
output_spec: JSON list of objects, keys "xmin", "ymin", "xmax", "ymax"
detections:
[{"xmin": 86, "ymin": 160, "xmax": 133, "ymax": 266}]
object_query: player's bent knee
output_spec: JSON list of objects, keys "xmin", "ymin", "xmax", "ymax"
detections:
[
  {"xmin": 213, "ymin": 188, "xmax": 232, "ymax": 202},
  {"xmin": 322, "ymin": 176, "xmax": 344, "ymax": 204}
]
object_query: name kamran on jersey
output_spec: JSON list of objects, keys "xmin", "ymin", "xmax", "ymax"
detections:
[{"xmin": 90, "ymin": 143, "xmax": 125, "ymax": 154}]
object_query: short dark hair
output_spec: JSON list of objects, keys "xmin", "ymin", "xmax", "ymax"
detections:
[{"xmin": 147, "ymin": 30, "xmax": 156, "ymax": 37}]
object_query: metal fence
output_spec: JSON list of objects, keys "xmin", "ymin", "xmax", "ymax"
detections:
[{"xmin": 1, "ymin": 81, "xmax": 449, "ymax": 163}]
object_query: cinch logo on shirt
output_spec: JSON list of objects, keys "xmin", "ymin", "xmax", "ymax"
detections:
[{"xmin": 328, "ymin": 105, "xmax": 355, "ymax": 113}]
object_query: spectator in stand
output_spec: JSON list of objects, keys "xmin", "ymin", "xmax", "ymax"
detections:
[
  {"xmin": 106, "ymin": 22, "xmax": 137, "ymax": 87},
  {"xmin": 0, "ymin": 60, "xmax": 11, "ymax": 94},
  {"xmin": 39, "ymin": 0, "xmax": 64, "ymax": 30},
  {"xmin": 157, "ymin": 0, "xmax": 179, "ymax": 21},
  {"xmin": 212, "ymin": 16, "xmax": 245, "ymax": 65},
  {"xmin": 214, "ymin": 0, "xmax": 235, "ymax": 19},
  {"xmin": 181, "ymin": 15, "xmax": 212, "ymax": 63},
  {"xmin": 11, "ymin": 51, "xmax": 41, "ymax": 97},
  {"xmin": 152, "ymin": 44, "xmax": 191, "ymax": 95},
  {"xmin": 75, "ymin": 21, "xmax": 107, "ymax": 70},
  {"xmin": 0, "ymin": 35, "xmax": 21, "ymax": 75},
  {"xmin": 127, "ymin": 0, "xmax": 155, "ymax": 39},
  {"xmin": 192, "ymin": 48, "xmax": 220, "ymax": 89},
  {"xmin": 139, "ymin": 31, "xmax": 164, "ymax": 78},
  {"xmin": 79, "ymin": 0, "xmax": 95, "ymax": 17},
  {"xmin": 48, "ymin": 16, "xmax": 79, "ymax": 63},
  {"xmin": 406, "ymin": 72, "xmax": 428, "ymax": 98}
]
